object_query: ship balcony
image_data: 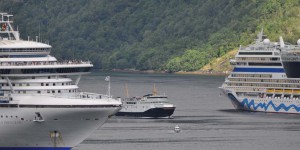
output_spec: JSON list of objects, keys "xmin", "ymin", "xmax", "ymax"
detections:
[
  {"xmin": 0, "ymin": 61, "xmax": 93, "ymax": 76},
  {"xmin": 78, "ymin": 92, "xmax": 109, "ymax": 100},
  {"xmin": 0, "ymin": 48, "xmax": 51, "ymax": 56},
  {"xmin": 57, "ymin": 92, "xmax": 111, "ymax": 100},
  {"xmin": 239, "ymin": 47, "xmax": 276, "ymax": 51},
  {"xmin": 0, "ymin": 60, "xmax": 92, "ymax": 68}
]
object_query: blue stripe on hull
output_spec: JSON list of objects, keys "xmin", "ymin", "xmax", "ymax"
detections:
[
  {"xmin": 0, "ymin": 148, "xmax": 71, "ymax": 150},
  {"xmin": 233, "ymin": 67, "xmax": 285, "ymax": 73}
]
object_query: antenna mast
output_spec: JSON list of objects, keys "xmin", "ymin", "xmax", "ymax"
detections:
[
  {"xmin": 124, "ymin": 83, "xmax": 129, "ymax": 98},
  {"xmin": 152, "ymin": 83, "xmax": 157, "ymax": 96}
]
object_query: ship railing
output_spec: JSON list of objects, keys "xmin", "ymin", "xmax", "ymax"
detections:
[
  {"xmin": 78, "ymin": 92, "xmax": 105, "ymax": 99},
  {"xmin": 0, "ymin": 48, "xmax": 50, "ymax": 53},
  {"xmin": 0, "ymin": 60, "xmax": 92, "ymax": 67},
  {"xmin": 239, "ymin": 47, "xmax": 276, "ymax": 51},
  {"xmin": 76, "ymin": 92, "xmax": 112, "ymax": 100},
  {"xmin": 282, "ymin": 45, "xmax": 300, "ymax": 51},
  {"xmin": 53, "ymin": 92, "xmax": 111, "ymax": 100}
]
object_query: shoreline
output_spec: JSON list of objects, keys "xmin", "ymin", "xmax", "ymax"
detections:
[
  {"xmin": 101, "ymin": 69, "xmax": 229, "ymax": 76},
  {"xmin": 175, "ymin": 71, "xmax": 229, "ymax": 76}
]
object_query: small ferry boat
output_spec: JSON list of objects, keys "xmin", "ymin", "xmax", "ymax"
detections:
[
  {"xmin": 220, "ymin": 29, "xmax": 300, "ymax": 113},
  {"xmin": 116, "ymin": 84, "xmax": 176, "ymax": 118}
]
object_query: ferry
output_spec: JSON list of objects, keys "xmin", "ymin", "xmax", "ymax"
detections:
[
  {"xmin": 0, "ymin": 13, "xmax": 122, "ymax": 149},
  {"xmin": 220, "ymin": 29, "xmax": 300, "ymax": 113},
  {"xmin": 116, "ymin": 84, "xmax": 176, "ymax": 118}
]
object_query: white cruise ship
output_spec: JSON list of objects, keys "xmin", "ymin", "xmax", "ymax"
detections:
[
  {"xmin": 220, "ymin": 30, "xmax": 300, "ymax": 113},
  {"xmin": 0, "ymin": 13, "xmax": 121, "ymax": 149}
]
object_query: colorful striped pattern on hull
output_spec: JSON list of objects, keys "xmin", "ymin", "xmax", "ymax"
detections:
[{"xmin": 240, "ymin": 98, "xmax": 300, "ymax": 113}]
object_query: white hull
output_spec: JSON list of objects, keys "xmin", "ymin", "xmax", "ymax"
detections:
[
  {"xmin": 0, "ymin": 107, "xmax": 120, "ymax": 148},
  {"xmin": 223, "ymin": 90, "xmax": 300, "ymax": 113}
]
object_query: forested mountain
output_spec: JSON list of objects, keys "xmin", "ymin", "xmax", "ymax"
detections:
[{"xmin": 0, "ymin": 0, "xmax": 300, "ymax": 72}]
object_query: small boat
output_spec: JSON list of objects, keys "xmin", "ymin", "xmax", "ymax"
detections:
[{"xmin": 174, "ymin": 125, "xmax": 181, "ymax": 133}]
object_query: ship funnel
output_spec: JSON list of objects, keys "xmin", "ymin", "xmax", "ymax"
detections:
[{"xmin": 279, "ymin": 36, "xmax": 285, "ymax": 48}]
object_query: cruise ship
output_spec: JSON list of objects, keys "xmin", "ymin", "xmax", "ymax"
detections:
[
  {"xmin": 116, "ymin": 84, "xmax": 176, "ymax": 118},
  {"xmin": 220, "ymin": 30, "xmax": 300, "ymax": 113},
  {"xmin": 0, "ymin": 13, "xmax": 122, "ymax": 149}
]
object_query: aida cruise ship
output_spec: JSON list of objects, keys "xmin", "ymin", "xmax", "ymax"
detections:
[
  {"xmin": 220, "ymin": 30, "xmax": 300, "ymax": 113},
  {"xmin": 0, "ymin": 13, "xmax": 121, "ymax": 149}
]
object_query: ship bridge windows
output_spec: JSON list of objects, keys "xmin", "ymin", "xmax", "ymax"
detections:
[
  {"xmin": 239, "ymin": 52, "xmax": 272, "ymax": 55},
  {"xmin": 9, "ymin": 55, "xmax": 48, "ymax": 58},
  {"xmin": 236, "ymin": 57, "xmax": 280, "ymax": 62},
  {"xmin": 228, "ymin": 78, "xmax": 300, "ymax": 84},
  {"xmin": 236, "ymin": 62, "xmax": 247, "ymax": 66},
  {"xmin": 126, "ymin": 102, "xmax": 136, "ymax": 104},
  {"xmin": 248, "ymin": 62, "xmax": 282, "ymax": 66},
  {"xmin": 0, "ymin": 48, "xmax": 50, "ymax": 53},
  {"xmin": 0, "ymin": 67, "xmax": 91, "ymax": 75},
  {"xmin": 231, "ymin": 73, "xmax": 272, "ymax": 78}
]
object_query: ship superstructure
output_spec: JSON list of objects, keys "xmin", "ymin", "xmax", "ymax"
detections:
[
  {"xmin": 220, "ymin": 30, "xmax": 300, "ymax": 113},
  {"xmin": 0, "ymin": 13, "xmax": 121, "ymax": 149}
]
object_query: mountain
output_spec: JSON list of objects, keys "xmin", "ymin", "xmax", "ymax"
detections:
[{"xmin": 1, "ymin": 0, "xmax": 300, "ymax": 71}]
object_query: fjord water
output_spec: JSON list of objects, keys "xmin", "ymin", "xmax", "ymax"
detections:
[{"xmin": 74, "ymin": 72, "xmax": 300, "ymax": 150}]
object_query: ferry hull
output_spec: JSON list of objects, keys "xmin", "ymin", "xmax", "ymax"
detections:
[
  {"xmin": 0, "ymin": 107, "xmax": 121, "ymax": 149},
  {"xmin": 116, "ymin": 107, "xmax": 175, "ymax": 118}
]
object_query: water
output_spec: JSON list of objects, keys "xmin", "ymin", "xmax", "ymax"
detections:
[{"xmin": 74, "ymin": 72, "xmax": 300, "ymax": 150}]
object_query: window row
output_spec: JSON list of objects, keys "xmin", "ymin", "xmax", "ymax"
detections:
[
  {"xmin": 227, "ymin": 82, "xmax": 300, "ymax": 88},
  {"xmin": 231, "ymin": 74, "xmax": 272, "ymax": 78},
  {"xmin": 229, "ymin": 78, "xmax": 300, "ymax": 84}
]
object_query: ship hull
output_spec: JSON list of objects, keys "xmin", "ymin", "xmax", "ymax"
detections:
[
  {"xmin": 116, "ymin": 107, "xmax": 175, "ymax": 118},
  {"xmin": 224, "ymin": 91, "xmax": 300, "ymax": 113},
  {"xmin": 0, "ymin": 107, "xmax": 120, "ymax": 149}
]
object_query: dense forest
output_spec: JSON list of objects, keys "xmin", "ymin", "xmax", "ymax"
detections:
[{"xmin": 0, "ymin": 0, "xmax": 300, "ymax": 72}]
